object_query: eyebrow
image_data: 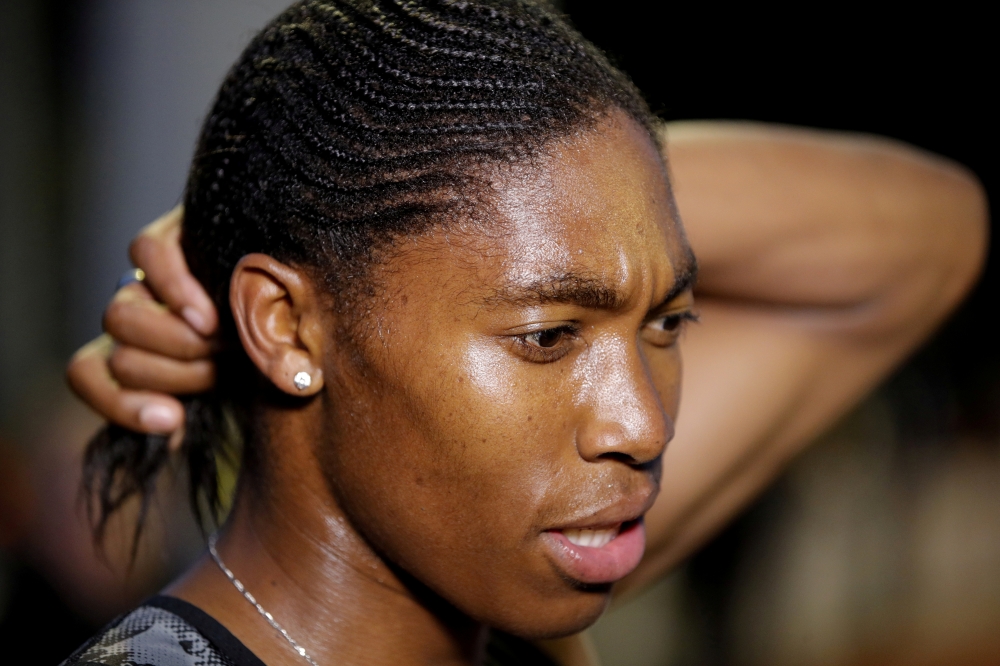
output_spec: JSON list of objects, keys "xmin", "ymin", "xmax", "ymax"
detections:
[
  {"xmin": 487, "ymin": 253, "xmax": 698, "ymax": 312},
  {"xmin": 652, "ymin": 255, "xmax": 698, "ymax": 311}
]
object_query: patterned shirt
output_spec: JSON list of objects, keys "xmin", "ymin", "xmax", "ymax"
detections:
[
  {"xmin": 61, "ymin": 596, "xmax": 263, "ymax": 666},
  {"xmin": 60, "ymin": 595, "xmax": 557, "ymax": 666}
]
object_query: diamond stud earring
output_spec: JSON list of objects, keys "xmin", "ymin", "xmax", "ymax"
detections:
[{"xmin": 293, "ymin": 371, "xmax": 312, "ymax": 391}]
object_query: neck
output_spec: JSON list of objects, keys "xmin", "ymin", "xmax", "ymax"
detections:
[{"xmin": 166, "ymin": 458, "xmax": 486, "ymax": 665}]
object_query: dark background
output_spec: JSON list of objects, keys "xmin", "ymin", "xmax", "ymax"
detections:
[
  {"xmin": 566, "ymin": 1, "xmax": 996, "ymax": 439},
  {"xmin": 563, "ymin": 3, "xmax": 996, "ymax": 663},
  {"xmin": 0, "ymin": 1, "xmax": 994, "ymax": 664}
]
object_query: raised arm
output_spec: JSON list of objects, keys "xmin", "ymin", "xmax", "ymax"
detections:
[
  {"xmin": 620, "ymin": 121, "xmax": 988, "ymax": 595},
  {"xmin": 68, "ymin": 125, "xmax": 987, "ymax": 580},
  {"xmin": 65, "ymin": 122, "xmax": 986, "ymax": 666}
]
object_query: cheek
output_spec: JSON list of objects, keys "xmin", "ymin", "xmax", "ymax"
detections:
[
  {"xmin": 324, "ymin": 337, "xmax": 567, "ymax": 577},
  {"xmin": 321, "ymin": 333, "xmax": 642, "ymax": 634},
  {"xmin": 403, "ymin": 340, "xmax": 569, "ymax": 539}
]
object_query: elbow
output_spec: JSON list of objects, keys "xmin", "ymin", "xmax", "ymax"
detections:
[
  {"xmin": 933, "ymin": 164, "xmax": 989, "ymax": 310},
  {"xmin": 957, "ymin": 172, "xmax": 989, "ymax": 284},
  {"xmin": 855, "ymin": 151, "xmax": 989, "ymax": 340},
  {"xmin": 898, "ymin": 162, "xmax": 988, "ymax": 337}
]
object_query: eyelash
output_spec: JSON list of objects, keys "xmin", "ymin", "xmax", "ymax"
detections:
[
  {"xmin": 642, "ymin": 311, "xmax": 699, "ymax": 347},
  {"xmin": 511, "ymin": 311, "xmax": 698, "ymax": 363},
  {"xmin": 652, "ymin": 310, "xmax": 699, "ymax": 332},
  {"xmin": 512, "ymin": 324, "xmax": 581, "ymax": 363}
]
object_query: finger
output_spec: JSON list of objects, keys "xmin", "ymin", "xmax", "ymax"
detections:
[
  {"xmin": 104, "ymin": 282, "xmax": 214, "ymax": 360},
  {"xmin": 129, "ymin": 206, "xmax": 218, "ymax": 336},
  {"xmin": 67, "ymin": 335, "xmax": 186, "ymax": 434},
  {"xmin": 108, "ymin": 346, "xmax": 216, "ymax": 395}
]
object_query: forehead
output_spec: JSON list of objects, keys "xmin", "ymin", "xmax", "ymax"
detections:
[{"xmin": 480, "ymin": 112, "xmax": 691, "ymax": 304}]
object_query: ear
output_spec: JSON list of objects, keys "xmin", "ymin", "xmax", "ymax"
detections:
[{"xmin": 229, "ymin": 253, "xmax": 325, "ymax": 396}]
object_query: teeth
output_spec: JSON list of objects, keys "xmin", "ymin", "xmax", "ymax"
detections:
[{"xmin": 563, "ymin": 526, "xmax": 619, "ymax": 548}]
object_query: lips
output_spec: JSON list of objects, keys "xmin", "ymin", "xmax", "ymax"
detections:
[{"xmin": 542, "ymin": 519, "xmax": 646, "ymax": 585}]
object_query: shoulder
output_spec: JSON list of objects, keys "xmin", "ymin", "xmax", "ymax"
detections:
[{"xmin": 61, "ymin": 596, "xmax": 264, "ymax": 666}]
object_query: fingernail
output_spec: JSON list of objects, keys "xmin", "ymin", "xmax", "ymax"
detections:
[
  {"xmin": 139, "ymin": 404, "xmax": 179, "ymax": 433},
  {"xmin": 182, "ymin": 306, "xmax": 209, "ymax": 335}
]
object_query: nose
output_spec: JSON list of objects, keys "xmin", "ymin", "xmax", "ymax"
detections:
[{"xmin": 574, "ymin": 338, "xmax": 673, "ymax": 466}]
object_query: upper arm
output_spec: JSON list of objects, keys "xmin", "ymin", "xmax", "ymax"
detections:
[{"xmin": 619, "ymin": 121, "xmax": 988, "ymax": 596}]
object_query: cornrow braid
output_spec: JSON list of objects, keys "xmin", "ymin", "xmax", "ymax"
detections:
[{"xmin": 83, "ymin": 0, "xmax": 657, "ymax": 547}]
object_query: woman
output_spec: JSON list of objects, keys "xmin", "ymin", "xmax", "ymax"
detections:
[{"xmin": 65, "ymin": 0, "xmax": 987, "ymax": 664}]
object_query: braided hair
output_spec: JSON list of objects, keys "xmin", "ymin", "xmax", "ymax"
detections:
[{"xmin": 83, "ymin": 0, "xmax": 658, "ymax": 549}]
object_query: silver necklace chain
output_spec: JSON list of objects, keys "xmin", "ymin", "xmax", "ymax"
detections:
[{"xmin": 208, "ymin": 533, "xmax": 320, "ymax": 666}]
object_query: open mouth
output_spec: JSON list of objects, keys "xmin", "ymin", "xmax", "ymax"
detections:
[
  {"xmin": 561, "ymin": 524, "xmax": 623, "ymax": 549},
  {"xmin": 542, "ymin": 519, "xmax": 646, "ymax": 585}
]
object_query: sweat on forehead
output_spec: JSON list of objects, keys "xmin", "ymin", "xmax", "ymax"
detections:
[{"xmin": 444, "ymin": 113, "xmax": 692, "ymax": 308}]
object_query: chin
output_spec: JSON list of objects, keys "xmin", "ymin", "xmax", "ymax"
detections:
[{"xmin": 484, "ymin": 584, "xmax": 613, "ymax": 641}]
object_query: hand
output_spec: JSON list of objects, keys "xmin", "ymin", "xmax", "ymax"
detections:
[{"xmin": 66, "ymin": 207, "xmax": 219, "ymax": 448}]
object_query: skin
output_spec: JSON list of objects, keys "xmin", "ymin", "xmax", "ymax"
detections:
[
  {"xmin": 158, "ymin": 113, "xmax": 696, "ymax": 665},
  {"xmin": 627, "ymin": 122, "xmax": 988, "ymax": 592},
  {"xmin": 66, "ymin": 120, "xmax": 988, "ymax": 665}
]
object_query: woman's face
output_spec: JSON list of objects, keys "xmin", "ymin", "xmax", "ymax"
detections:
[{"xmin": 318, "ymin": 112, "xmax": 695, "ymax": 637}]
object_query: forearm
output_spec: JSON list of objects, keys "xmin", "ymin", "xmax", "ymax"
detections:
[
  {"xmin": 623, "ymin": 302, "xmax": 896, "ymax": 595},
  {"xmin": 667, "ymin": 120, "xmax": 986, "ymax": 319},
  {"xmin": 620, "ymin": 121, "xmax": 988, "ymax": 598}
]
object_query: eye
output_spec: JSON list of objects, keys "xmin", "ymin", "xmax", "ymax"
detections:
[
  {"xmin": 642, "ymin": 311, "xmax": 697, "ymax": 347},
  {"xmin": 528, "ymin": 328, "xmax": 566, "ymax": 348},
  {"xmin": 512, "ymin": 324, "xmax": 579, "ymax": 362}
]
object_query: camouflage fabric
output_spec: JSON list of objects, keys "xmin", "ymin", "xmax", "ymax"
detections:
[
  {"xmin": 61, "ymin": 595, "xmax": 556, "ymax": 666},
  {"xmin": 61, "ymin": 597, "xmax": 260, "ymax": 666}
]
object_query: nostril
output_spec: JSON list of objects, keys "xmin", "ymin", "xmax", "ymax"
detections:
[
  {"xmin": 595, "ymin": 450, "xmax": 662, "ymax": 472},
  {"xmin": 597, "ymin": 451, "xmax": 638, "ymax": 465}
]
